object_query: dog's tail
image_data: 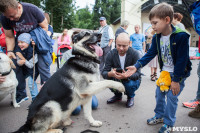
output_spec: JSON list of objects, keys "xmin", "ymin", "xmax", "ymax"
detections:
[{"xmin": 12, "ymin": 120, "xmax": 32, "ymax": 133}]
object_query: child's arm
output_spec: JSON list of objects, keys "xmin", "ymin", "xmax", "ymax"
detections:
[
  {"xmin": 126, "ymin": 36, "xmax": 158, "ymax": 77},
  {"xmin": 16, "ymin": 52, "xmax": 26, "ymax": 66},
  {"xmin": 16, "ymin": 52, "xmax": 26, "ymax": 60},
  {"xmin": 25, "ymin": 54, "xmax": 38, "ymax": 69}
]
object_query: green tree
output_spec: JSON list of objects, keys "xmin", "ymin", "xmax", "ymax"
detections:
[
  {"xmin": 74, "ymin": 6, "xmax": 93, "ymax": 29},
  {"xmin": 91, "ymin": 0, "xmax": 121, "ymax": 30},
  {"xmin": 42, "ymin": 0, "xmax": 76, "ymax": 32}
]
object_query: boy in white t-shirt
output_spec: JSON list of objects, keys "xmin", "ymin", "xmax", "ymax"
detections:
[{"xmin": 125, "ymin": 2, "xmax": 191, "ymax": 133}]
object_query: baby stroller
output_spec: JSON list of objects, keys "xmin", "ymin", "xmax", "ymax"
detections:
[{"xmin": 56, "ymin": 44, "xmax": 72, "ymax": 69}]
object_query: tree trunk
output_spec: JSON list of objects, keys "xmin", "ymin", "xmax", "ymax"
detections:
[{"xmin": 61, "ymin": 15, "xmax": 64, "ymax": 30}]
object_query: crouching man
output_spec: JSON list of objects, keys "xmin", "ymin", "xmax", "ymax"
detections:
[{"xmin": 102, "ymin": 33, "xmax": 141, "ymax": 108}]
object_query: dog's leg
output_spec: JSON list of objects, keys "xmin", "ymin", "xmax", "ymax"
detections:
[
  {"xmin": 11, "ymin": 87, "xmax": 20, "ymax": 108},
  {"xmin": 82, "ymin": 97, "xmax": 102, "ymax": 127},
  {"xmin": 46, "ymin": 129, "xmax": 63, "ymax": 133},
  {"xmin": 62, "ymin": 117, "xmax": 73, "ymax": 126},
  {"xmin": 80, "ymin": 80, "xmax": 125, "ymax": 97}
]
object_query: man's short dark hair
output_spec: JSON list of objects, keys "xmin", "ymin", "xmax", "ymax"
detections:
[
  {"xmin": 149, "ymin": 2, "xmax": 174, "ymax": 23},
  {"xmin": 0, "ymin": 0, "xmax": 18, "ymax": 13}
]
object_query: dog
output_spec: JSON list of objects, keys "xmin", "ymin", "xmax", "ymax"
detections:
[
  {"xmin": 13, "ymin": 31, "xmax": 125, "ymax": 133},
  {"xmin": 0, "ymin": 52, "xmax": 19, "ymax": 108}
]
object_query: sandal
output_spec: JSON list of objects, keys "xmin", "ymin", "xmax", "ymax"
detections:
[
  {"xmin": 154, "ymin": 72, "xmax": 158, "ymax": 80},
  {"xmin": 151, "ymin": 74, "xmax": 155, "ymax": 81}
]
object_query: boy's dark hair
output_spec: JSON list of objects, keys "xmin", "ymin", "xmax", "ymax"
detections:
[
  {"xmin": 0, "ymin": 0, "xmax": 18, "ymax": 13},
  {"xmin": 149, "ymin": 2, "xmax": 174, "ymax": 23},
  {"xmin": 174, "ymin": 12, "xmax": 183, "ymax": 22}
]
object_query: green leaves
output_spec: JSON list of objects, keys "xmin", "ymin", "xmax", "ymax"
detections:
[{"xmin": 21, "ymin": 0, "xmax": 121, "ymax": 31}]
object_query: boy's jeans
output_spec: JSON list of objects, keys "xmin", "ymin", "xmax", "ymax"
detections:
[
  {"xmin": 28, "ymin": 76, "xmax": 38, "ymax": 101},
  {"xmin": 154, "ymin": 73, "xmax": 186, "ymax": 127},
  {"xmin": 196, "ymin": 61, "xmax": 200, "ymax": 100}
]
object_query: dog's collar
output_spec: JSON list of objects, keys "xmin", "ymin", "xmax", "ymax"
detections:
[
  {"xmin": 0, "ymin": 68, "xmax": 12, "ymax": 76},
  {"xmin": 75, "ymin": 55, "xmax": 100, "ymax": 64}
]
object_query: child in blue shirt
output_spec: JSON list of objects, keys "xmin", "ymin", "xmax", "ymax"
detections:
[{"xmin": 125, "ymin": 2, "xmax": 191, "ymax": 133}]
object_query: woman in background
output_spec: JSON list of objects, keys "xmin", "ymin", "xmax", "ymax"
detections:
[
  {"xmin": 57, "ymin": 29, "xmax": 71, "ymax": 47},
  {"xmin": 147, "ymin": 31, "xmax": 158, "ymax": 81}
]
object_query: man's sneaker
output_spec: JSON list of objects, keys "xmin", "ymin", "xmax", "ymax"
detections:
[
  {"xmin": 107, "ymin": 96, "xmax": 122, "ymax": 104},
  {"xmin": 147, "ymin": 116, "xmax": 163, "ymax": 125},
  {"xmin": 188, "ymin": 104, "xmax": 200, "ymax": 118},
  {"xmin": 182, "ymin": 99, "xmax": 200, "ymax": 109},
  {"xmin": 126, "ymin": 97, "xmax": 134, "ymax": 108},
  {"xmin": 159, "ymin": 124, "xmax": 172, "ymax": 133},
  {"xmin": 17, "ymin": 96, "xmax": 29, "ymax": 104}
]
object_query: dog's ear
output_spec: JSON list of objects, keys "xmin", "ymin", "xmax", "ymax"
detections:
[{"xmin": 9, "ymin": 59, "xmax": 16, "ymax": 69}]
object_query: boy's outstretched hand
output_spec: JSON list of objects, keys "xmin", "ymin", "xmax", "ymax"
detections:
[
  {"xmin": 170, "ymin": 81, "xmax": 180, "ymax": 95},
  {"xmin": 125, "ymin": 66, "xmax": 137, "ymax": 77}
]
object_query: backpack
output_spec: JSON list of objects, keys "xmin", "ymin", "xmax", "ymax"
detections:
[{"xmin": 183, "ymin": 0, "xmax": 200, "ymax": 35}]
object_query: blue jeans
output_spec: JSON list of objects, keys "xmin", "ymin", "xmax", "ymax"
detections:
[
  {"xmin": 72, "ymin": 95, "xmax": 98, "ymax": 115},
  {"xmin": 38, "ymin": 55, "xmax": 51, "ymax": 84},
  {"xmin": 154, "ymin": 73, "xmax": 186, "ymax": 126},
  {"xmin": 110, "ymin": 79, "xmax": 140, "ymax": 98},
  {"xmin": 196, "ymin": 61, "xmax": 200, "ymax": 100},
  {"xmin": 28, "ymin": 76, "xmax": 39, "ymax": 101}
]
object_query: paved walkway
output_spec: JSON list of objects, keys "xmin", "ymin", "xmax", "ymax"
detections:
[{"xmin": 0, "ymin": 60, "xmax": 199, "ymax": 133}]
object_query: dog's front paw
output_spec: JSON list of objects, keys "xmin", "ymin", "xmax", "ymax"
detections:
[
  {"xmin": 90, "ymin": 120, "xmax": 102, "ymax": 127},
  {"xmin": 63, "ymin": 118, "xmax": 72, "ymax": 126},
  {"xmin": 13, "ymin": 103, "xmax": 20, "ymax": 108},
  {"xmin": 116, "ymin": 82, "xmax": 125, "ymax": 92}
]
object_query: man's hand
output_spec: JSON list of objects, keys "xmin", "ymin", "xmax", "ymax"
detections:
[
  {"xmin": 125, "ymin": 66, "xmax": 137, "ymax": 77},
  {"xmin": 115, "ymin": 70, "xmax": 127, "ymax": 80},
  {"xmin": 0, "ymin": 74, "xmax": 6, "ymax": 83},
  {"xmin": 108, "ymin": 69, "xmax": 126, "ymax": 80},
  {"xmin": 7, "ymin": 51, "xmax": 16, "ymax": 59},
  {"xmin": 170, "ymin": 81, "xmax": 180, "ymax": 95}
]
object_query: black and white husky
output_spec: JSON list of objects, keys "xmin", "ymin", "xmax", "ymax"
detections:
[{"xmin": 14, "ymin": 31, "xmax": 125, "ymax": 133}]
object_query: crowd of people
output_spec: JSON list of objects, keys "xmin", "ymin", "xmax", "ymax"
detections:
[{"xmin": 0, "ymin": 0, "xmax": 200, "ymax": 133}]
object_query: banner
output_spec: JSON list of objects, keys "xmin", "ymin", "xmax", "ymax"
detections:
[{"xmin": 189, "ymin": 47, "xmax": 200, "ymax": 59}]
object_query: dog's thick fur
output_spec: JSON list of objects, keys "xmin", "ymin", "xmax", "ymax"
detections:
[
  {"xmin": 0, "ymin": 52, "xmax": 19, "ymax": 107},
  {"xmin": 14, "ymin": 31, "xmax": 125, "ymax": 133}
]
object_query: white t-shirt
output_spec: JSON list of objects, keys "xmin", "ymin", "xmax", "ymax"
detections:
[
  {"xmin": 160, "ymin": 34, "xmax": 174, "ymax": 72},
  {"xmin": 119, "ymin": 54, "xmax": 126, "ymax": 69}
]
